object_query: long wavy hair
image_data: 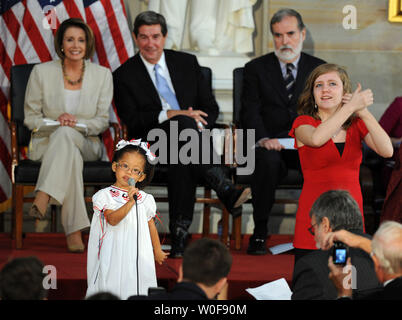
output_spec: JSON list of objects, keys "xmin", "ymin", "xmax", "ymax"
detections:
[{"xmin": 297, "ymin": 63, "xmax": 356, "ymax": 129}]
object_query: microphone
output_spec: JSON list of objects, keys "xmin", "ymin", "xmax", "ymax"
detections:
[
  {"xmin": 128, "ymin": 178, "xmax": 137, "ymax": 201},
  {"xmin": 128, "ymin": 178, "xmax": 136, "ymax": 187}
]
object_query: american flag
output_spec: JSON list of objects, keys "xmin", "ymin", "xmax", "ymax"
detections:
[{"xmin": 0, "ymin": 0, "xmax": 134, "ymax": 204}]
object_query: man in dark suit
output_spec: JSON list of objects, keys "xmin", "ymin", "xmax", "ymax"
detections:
[
  {"xmin": 327, "ymin": 221, "xmax": 402, "ymax": 300},
  {"xmin": 113, "ymin": 11, "xmax": 250, "ymax": 258},
  {"xmin": 291, "ymin": 190, "xmax": 381, "ymax": 300},
  {"xmin": 128, "ymin": 238, "xmax": 232, "ymax": 300},
  {"xmin": 240, "ymin": 8, "xmax": 326, "ymax": 255}
]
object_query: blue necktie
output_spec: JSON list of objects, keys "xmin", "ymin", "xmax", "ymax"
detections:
[{"xmin": 154, "ymin": 64, "xmax": 180, "ymax": 110}]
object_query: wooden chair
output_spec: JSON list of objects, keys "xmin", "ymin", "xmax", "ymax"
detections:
[{"xmin": 9, "ymin": 63, "xmax": 120, "ymax": 249}]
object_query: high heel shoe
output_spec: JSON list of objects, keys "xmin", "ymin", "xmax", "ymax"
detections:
[
  {"xmin": 67, "ymin": 244, "xmax": 85, "ymax": 253},
  {"xmin": 28, "ymin": 204, "xmax": 46, "ymax": 220},
  {"xmin": 66, "ymin": 231, "xmax": 85, "ymax": 253}
]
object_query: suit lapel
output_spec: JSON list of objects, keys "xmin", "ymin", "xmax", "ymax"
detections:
[
  {"xmin": 54, "ymin": 60, "xmax": 67, "ymax": 113},
  {"xmin": 77, "ymin": 60, "xmax": 88, "ymax": 112},
  {"xmin": 266, "ymin": 54, "xmax": 289, "ymax": 105},
  {"xmin": 164, "ymin": 50, "xmax": 184, "ymax": 109},
  {"xmin": 133, "ymin": 54, "xmax": 162, "ymax": 108}
]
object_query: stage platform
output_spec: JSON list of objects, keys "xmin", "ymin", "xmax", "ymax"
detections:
[{"xmin": 0, "ymin": 233, "xmax": 295, "ymax": 300}]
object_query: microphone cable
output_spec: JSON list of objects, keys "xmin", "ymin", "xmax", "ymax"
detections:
[
  {"xmin": 129, "ymin": 178, "xmax": 140, "ymax": 296},
  {"xmin": 134, "ymin": 193, "xmax": 139, "ymax": 296}
]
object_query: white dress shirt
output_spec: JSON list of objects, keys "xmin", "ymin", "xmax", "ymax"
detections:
[
  {"xmin": 139, "ymin": 52, "xmax": 176, "ymax": 124},
  {"xmin": 64, "ymin": 89, "xmax": 81, "ymax": 115}
]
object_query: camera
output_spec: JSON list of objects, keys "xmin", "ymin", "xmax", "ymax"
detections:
[
  {"xmin": 332, "ymin": 241, "xmax": 349, "ymax": 265},
  {"xmin": 148, "ymin": 286, "xmax": 166, "ymax": 296}
]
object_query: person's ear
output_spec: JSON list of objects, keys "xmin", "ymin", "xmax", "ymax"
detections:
[
  {"xmin": 132, "ymin": 32, "xmax": 138, "ymax": 46},
  {"xmin": 301, "ymin": 27, "xmax": 306, "ymax": 41},
  {"xmin": 111, "ymin": 162, "xmax": 117, "ymax": 173},
  {"xmin": 371, "ymin": 253, "xmax": 385, "ymax": 283},
  {"xmin": 322, "ymin": 217, "xmax": 331, "ymax": 233},
  {"xmin": 214, "ymin": 277, "xmax": 227, "ymax": 296}
]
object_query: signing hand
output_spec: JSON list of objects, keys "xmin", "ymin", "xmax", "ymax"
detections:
[
  {"xmin": 57, "ymin": 113, "xmax": 77, "ymax": 127},
  {"xmin": 346, "ymin": 83, "xmax": 374, "ymax": 112},
  {"xmin": 342, "ymin": 93, "xmax": 352, "ymax": 105}
]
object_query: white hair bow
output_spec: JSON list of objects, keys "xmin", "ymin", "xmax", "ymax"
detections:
[{"xmin": 115, "ymin": 139, "xmax": 156, "ymax": 162}]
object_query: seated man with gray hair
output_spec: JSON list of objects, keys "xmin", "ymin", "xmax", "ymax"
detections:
[
  {"xmin": 326, "ymin": 220, "xmax": 402, "ymax": 299},
  {"xmin": 291, "ymin": 189, "xmax": 381, "ymax": 299}
]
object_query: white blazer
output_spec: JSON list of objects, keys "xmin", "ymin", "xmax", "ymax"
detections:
[{"xmin": 24, "ymin": 59, "xmax": 113, "ymax": 159}]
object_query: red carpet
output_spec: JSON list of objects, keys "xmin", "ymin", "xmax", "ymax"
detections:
[{"xmin": 0, "ymin": 233, "xmax": 295, "ymax": 300}]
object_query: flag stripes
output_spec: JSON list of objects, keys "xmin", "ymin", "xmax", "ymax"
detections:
[{"xmin": 0, "ymin": 0, "xmax": 134, "ymax": 203}]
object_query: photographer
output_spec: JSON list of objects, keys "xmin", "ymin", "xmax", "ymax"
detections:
[
  {"xmin": 291, "ymin": 190, "xmax": 381, "ymax": 299},
  {"xmin": 326, "ymin": 221, "xmax": 402, "ymax": 299}
]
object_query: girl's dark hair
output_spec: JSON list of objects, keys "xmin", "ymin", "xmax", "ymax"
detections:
[{"xmin": 112, "ymin": 145, "xmax": 155, "ymax": 190}]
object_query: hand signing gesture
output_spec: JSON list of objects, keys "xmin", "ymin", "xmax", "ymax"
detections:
[{"xmin": 346, "ymin": 83, "xmax": 374, "ymax": 112}]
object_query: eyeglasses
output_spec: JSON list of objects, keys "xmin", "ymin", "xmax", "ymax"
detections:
[
  {"xmin": 116, "ymin": 162, "xmax": 143, "ymax": 176},
  {"xmin": 308, "ymin": 223, "xmax": 318, "ymax": 236}
]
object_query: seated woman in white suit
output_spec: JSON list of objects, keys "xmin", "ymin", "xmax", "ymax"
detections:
[{"xmin": 24, "ymin": 18, "xmax": 113, "ymax": 252}]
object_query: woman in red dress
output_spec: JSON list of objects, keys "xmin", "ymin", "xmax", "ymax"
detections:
[{"xmin": 289, "ymin": 64, "xmax": 393, "ymax": 263}]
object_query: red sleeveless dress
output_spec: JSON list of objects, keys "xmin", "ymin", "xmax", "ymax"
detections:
[{"xmin": 289, "ymin": 115, "xmax": 368, "ymax": 250}]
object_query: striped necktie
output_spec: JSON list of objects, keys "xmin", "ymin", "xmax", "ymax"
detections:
[
  {"xmin": 284, "ymin": 63, "xmax": 295, "ymax": 100},
  {"xmin": 154, "ymin": 64, "xmax": 180, "ymax": 110}
]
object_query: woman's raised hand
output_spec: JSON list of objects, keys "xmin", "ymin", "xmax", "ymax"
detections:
[{"xmin": 346, "ymin": 83, "xmax": 374, "ymax": 112}]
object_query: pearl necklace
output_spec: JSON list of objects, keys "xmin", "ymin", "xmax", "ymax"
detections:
[{"xmin": 62, "ymin": 60, "xmax": 85, "ymax": 86}]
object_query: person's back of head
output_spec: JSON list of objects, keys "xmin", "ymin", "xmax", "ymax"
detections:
[
  {"xmin": 182, "ymin": 238, "xmax": 232, "ymax": 287},
  {"xmin": 372, "ymin": 221, "xmax": 402, "ymax": 277},
  {"xmin": 0, "ymin": 256, "xmax": 47, "ymax": 300},
  {"xmin": 310, "ymin": 189, "xmax": 363, "ymax": 232},
  {"xmin": 85, "ymin": 291, "xmax": 120, "ymax": 300}
]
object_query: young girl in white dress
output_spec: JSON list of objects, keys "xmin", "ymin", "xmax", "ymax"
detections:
[{"xmin": 86, "ymin": 139, "xmax": 168, "ymax": 299}]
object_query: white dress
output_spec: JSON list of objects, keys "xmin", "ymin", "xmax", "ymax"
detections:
[{"xmin": 86, "ymin": 186, "xmax": 157, "ymax": 299}]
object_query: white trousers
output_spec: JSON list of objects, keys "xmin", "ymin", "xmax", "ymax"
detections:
[{"xmin": 29, "ymin": 127, "xmax": 102, "ymax": 235}]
